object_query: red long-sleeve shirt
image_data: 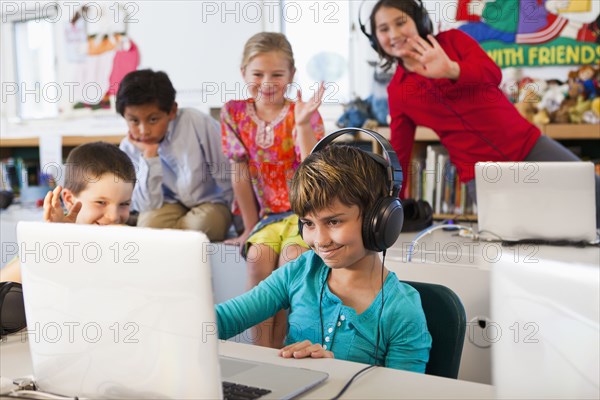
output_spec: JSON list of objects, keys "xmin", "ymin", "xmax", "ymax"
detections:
[{"xmin": 388, "ymin": 29, "xmax": 540, "ymax": 198}]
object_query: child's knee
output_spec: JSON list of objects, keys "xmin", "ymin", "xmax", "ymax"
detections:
[
  {"xmin": 245, "ymin": 244, "xmax": 278, "ymax": 281},
  {"xmin": 279, "ymin": 244, "xmax": 305, "ymax": 266}
]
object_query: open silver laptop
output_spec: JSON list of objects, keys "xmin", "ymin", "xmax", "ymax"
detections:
[
  {"xmin": 475, "ymin": 162, "xmax": 597, "ymax": 243},
  {"xmin": 17, "ymin": 222, "xmax": 328, "ymax": 399}
]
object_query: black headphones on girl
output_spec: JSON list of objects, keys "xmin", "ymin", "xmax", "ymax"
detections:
[
  {"xmin": 298, "ymin": 128, "xmax": 404, "ymax": 252},
  {"xmin": 359, "ymin": 0, "xmax": 434, "ymax": 51}
]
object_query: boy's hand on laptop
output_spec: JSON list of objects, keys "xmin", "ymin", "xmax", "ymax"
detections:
[
  {"xmin": 127, "ymin": 132, "xmax": 159, "ymax": 159},
  {"xmin": 43, "ymin": 186, "xmax": 81, "ymax": 223},
  {"xmin": 278, "ymin": 340, "xmax": 334, "ymax": 360}
]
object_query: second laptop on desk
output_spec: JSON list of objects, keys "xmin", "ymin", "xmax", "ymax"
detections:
[
  {"xmin": 475, "ymin": 161, "xmax": 597, "ymax": 243},
  {"xmin": 17, "ymin": 222, "xmax": 328, "ymax": 399}
]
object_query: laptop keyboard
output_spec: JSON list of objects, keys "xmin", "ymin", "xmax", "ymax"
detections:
[{"xmin": 222, "ymin": 381, "xmax": 272, "ymax": 400}]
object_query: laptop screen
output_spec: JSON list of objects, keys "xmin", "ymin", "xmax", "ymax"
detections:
[
  {"xmin": 475, "ymin": 162, "xmax": 597, "ymax": 243},
  {"xmin": 18, "ymin": 222, "xmax": 222, "ymax": 399}
]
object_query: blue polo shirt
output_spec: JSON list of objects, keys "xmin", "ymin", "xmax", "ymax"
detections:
[{"xmin": 216, "ymin": 251, "xmax": 431, "ymax": 372}]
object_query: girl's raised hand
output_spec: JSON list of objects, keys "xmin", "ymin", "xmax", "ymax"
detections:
[
  {"xmin": 278, "ymin": 340, "xmax": 334, "ymax": 360},
  {"xmin": 294, "ymin": 83, "xmax": 325, "ymax": 126},
  {"xmin": 399, "ymin": 35, "xmax": 460, "ymax": 80},
  {"xmin": 43, "ymin": 186, "xmax": 81, "ymax": 223}
]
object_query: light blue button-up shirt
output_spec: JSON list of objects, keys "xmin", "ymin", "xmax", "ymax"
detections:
[
  {"xmin": 216, "ymin": 251, "xmax": 432, "ymax": 372},
  {"xmin": 120, "ymin": 108, "xmax": 233, "ymax": 212}
]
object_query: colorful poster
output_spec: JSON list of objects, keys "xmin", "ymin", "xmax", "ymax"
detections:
[{"xmin": 455, "ymin": 0, "xmax": 600, "ymax": 67}]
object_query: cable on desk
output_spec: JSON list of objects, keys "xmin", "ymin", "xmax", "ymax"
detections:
[
  {"xmin": 407, "ymin": 224, "xmax": 476, "ymax": 262},
  {"xmin": 329, "ymin": 365, "xmax": 377, "ymax": 400},
  {"xmin": 6, "ymin": 391, "xmax": 78, "ymax": 400}
]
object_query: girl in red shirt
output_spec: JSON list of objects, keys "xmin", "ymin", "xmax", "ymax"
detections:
[{"xmin": 368, "ymin": 0, "xmax": 598, "ymax": 228}]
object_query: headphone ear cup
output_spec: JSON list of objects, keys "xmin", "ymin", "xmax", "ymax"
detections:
[
  {"xmin": 363, "ymin": 197, "xmax": 404, "ymax": 252},
  {"xmin": 400, "ymin": 199, "xmax": 433, "ymax": 232},
  {"xmin": 0, "ymin": 282, "xmax": 26, "ymax": 335},
  {"xmin": 414, "ymin": 0, "xmax": 433, "ymax": 38},
  {"xmin": 422, "ymin": 13, "xmax": 433, "ymax": 36}
]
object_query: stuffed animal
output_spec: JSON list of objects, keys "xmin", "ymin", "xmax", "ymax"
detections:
[
  {"xmin": 534, "ymin": 82, "xmax": 568, "ymax": 124},
  {"xmin": 362, "ymin": 118, "xmax": 379, "ymax": 131},
  {"xmin": 577, "ymin": 65, "xmax": 597, "ymax": 100},
  {"xmin": 568, "ymin": 97, "xmax": 592, "ymax": 124},
  {"xmin": 366, "ymin": 61, "xmax": 394, "ymax": 126},
  {"xmin": 532, "ymin": 109, "xmax": 550, "ymax": 125},
  {"xmin": 515, "ymin": 79, "xmax": 545, "ymax": 122},
  {"xmin": 336, "ymin": 97, "xmax": 370, "ymax": 128},
  {"xmin": 582, "ymin": 97, "xmax": 600, "ymax": 124}
]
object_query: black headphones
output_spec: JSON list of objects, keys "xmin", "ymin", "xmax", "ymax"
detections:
[
  {"xmin": 298, "ymin": 128, "xmax": 404, "ymax": 252},
  {"xmin": 0, "ymin": 281, "xmax": 26, "ymax": 336},
  {"xmin": 359, "ymin": 0, "xmax": 434, "ymax": 51}
]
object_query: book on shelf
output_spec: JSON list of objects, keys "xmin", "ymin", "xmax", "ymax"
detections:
[
  {"xmin": 0, "ymin": 157, "xmax": 47, "ymax": 195},
  {"xmin": 405, "ymin": 145, "xmax": 475, "ymax": 219}
]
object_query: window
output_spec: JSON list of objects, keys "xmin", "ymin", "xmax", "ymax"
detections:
[
  {"xmin": 13, "ymin": 13, "xmax": 58, "ymax": 120},
  {"xmin": 282, "ymin": 1, "xmax": 351, "ymax": 106}
]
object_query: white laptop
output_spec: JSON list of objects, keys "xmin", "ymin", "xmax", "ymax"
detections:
[
  {"xmin": 17, "ymin": 222, "xmax": 328, "ymax": 399},
  {"xmin": 475, "ymin": 162, "xmax": 598, "ymax": 243},
  {"xmin": 492, "ymin": 253, "xmax": 599, "ymax": 399}
]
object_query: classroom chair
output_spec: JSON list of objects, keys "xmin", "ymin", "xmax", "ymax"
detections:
[{"xmin": 402, "ymin": 280, "xmax": 466, "ymax": 379}]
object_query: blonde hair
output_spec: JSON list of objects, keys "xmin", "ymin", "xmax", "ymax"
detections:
[
  {"xmin": 289, "ymin": 145, "xmax": 388, "ymax": 218},
  {"xmin": 240, "ymin": 32, "xmax": 295, "ymax": 71}
]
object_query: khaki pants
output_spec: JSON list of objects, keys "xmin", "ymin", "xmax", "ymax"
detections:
[{"xmin": 137, "ymin": 202, "xmax": 232, "ymax": 242}]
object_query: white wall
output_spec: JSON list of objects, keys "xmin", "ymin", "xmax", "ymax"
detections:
[
  {"xmin": 1, "ymin": 0, "xmax": 593, "ymax": 132},
  {"xmin": 126, "ymin": 1, "xmax": 263, "ymax": 112}
]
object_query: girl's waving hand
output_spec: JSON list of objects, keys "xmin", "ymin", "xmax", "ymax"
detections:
[
  {"xmin": 400, "ymin": 35, "xmax": 460, "ymax": 80},
  {"xmin": 295, "ymin": 82, "xmax": 325, "ymax": 126}
]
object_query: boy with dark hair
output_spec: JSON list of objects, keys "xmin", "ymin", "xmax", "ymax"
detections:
[
  {"xmin": 216, "ymin": 144, "xmax": 431, "ymax": 372},
  {"xmin": 1, "ymin": 142, "xmax": 136, "ymax": 283},
  {"xmin": 117, "ymin": 69, "xmax": 233, "ymax": 241}
]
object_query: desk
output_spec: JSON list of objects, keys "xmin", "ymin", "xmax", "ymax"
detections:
[
  {"xmin": 386, "ymin": 228, "xmax": 600, "ymax": 385},
  {"xmin": 0, "ymin": 333, "xmax": 494, "ymax": 399}
]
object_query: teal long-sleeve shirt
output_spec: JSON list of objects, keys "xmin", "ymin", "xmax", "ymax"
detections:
[{"xmin": 215, "ymin": 251, "xmax": 431, "ymax": 373}]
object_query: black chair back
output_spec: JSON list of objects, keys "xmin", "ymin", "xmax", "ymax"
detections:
[{"xmin": 402, "ymin": 280, "xmax": 466, "ymax": 379}]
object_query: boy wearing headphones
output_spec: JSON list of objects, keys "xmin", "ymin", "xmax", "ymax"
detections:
[{"xmin": 216, "ymin": 140, "xmax": 431, "ymax": 372}]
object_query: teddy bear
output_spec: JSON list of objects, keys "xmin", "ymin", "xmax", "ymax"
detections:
[
  {"xmin": 582, "ymin": 97, "xmax": 600, "ymax": 124},
  {"xmin": 514, "ymin": 79, "xmax": 546, "ymax": 123},
  {"xmin": 569, "ymin": 97, "xmax": 592, "ymax": 123},
  {"xmin": 533, "ymin": 82, "xmax": 568, "ymax": 124}
]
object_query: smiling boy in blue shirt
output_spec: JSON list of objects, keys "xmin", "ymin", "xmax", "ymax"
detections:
[{"xmin": 216, "ymin": 144, "xmax": 431, "ymax": 372}]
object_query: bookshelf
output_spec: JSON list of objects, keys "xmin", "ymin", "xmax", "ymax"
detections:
[
  {"xmin": 356, "ymin": 124, "xmax": 599, "ymax": 221},
  {"xmin": 0, "ymin": 135, "xmax": 124, "ymax": 148},
  {"xmin": 368, "ymin": 124, "xmax": 600, "ymax": 143},
  {"xmin": 1, "ymin": 135, "xmax": 126, "ymax": 195}
]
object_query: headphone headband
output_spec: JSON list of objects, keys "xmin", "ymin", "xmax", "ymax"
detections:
[
  {"xmin": 311, "ymin": 128, "xmax": 402, "ymax": 198},
  {"xmin": 358, "ymin": 0, "xmax": 433, "ymax": 51}
]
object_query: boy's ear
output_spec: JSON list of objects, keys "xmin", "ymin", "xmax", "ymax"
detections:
[
  {"xmin": 168, "ymin": 102, "xmax": 178, "ymax": 120},
  {"xmin": 61, "ymin": 188, "xmax": 76, "ymax": 209}
]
